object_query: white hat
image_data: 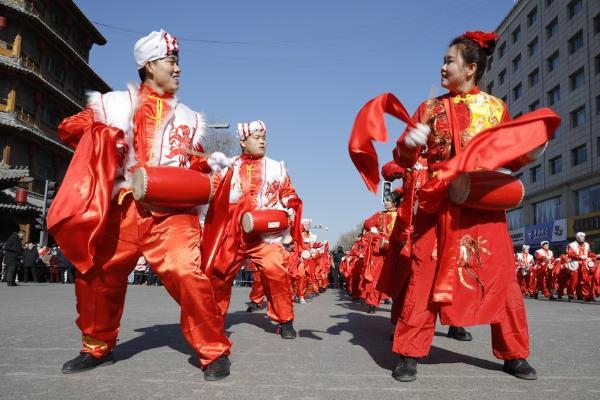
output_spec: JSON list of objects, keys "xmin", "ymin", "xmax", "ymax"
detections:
[
  {"xmin": 522, "ymin": 245, "xmax": 530, "ymax": 250},
  {"xmin": 540, "ymin": 241, "xmax": 549, "ymax": 246},
  {"xmin": 134, "ymin": 29, "xmax": 179, "ymax": 70},
  {"xmin": 576, "ymin": 232, "xmax": 586, "ymax": 240},
  {"xmin": 237, "ymin": 120, "xmax": 266, "ymax": 141}
]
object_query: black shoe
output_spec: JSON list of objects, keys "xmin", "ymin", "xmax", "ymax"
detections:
[
  {"xmin": 246, "ymin": 302, "xmax": 261, "ymax": 312},
  {"xmin": 502, "ymin": 359, "xmax": 537, "ymax": 380},
  {"xmin": 204, "ymin": 355, "xmax": 231, "ymax": 381},
  {"xmin": 392, "ymin": 355, "xmax": 418, "ymax": 382},
  {"xmin": 568, "ymin": 296, "xmax": 574, "ymax": 302},
  {"xmin": 383, "ymin": 299, "xmax": 391, "ymax": 305},
  {"xmin": 367, "ymin": 305, "xmax": 376, "ymax": 314},
  {"xmin": 61, "ymin": 352, "xmax": 114, "ymax": 374},
  {"xmin": 548, "ymin": 296, "xmax": 557, "ymax": 301},
  {"xmin": 447, "ymin": 326, "xmax": 473, "ymax": 341},
  {"xmin": 278, "ymin": 321, "xmax": 297, "ymax": 339}
]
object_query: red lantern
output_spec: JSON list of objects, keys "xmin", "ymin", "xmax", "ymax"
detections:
[
  {"xmin": 0, "ymin": 16, "xmax": 8, "ymax": 29},
  {"xmin": 15, "ymin": 188, "xmax": 28, "ymax": 204}
]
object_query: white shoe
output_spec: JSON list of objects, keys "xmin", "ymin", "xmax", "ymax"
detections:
[{"xmin": 300, "ymin": 298, "xmax": 306, "ymax": 304}]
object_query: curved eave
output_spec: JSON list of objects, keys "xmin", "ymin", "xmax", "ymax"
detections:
[
  {"xmin": 60, "ymin": 0, "xmax": 107, "ymax": 45},
  {"xmin": 0, "ymin": 56, "xmax": 84, "ymax": 111},
  {"xmin": 0, "ymin": 1, "xmax": 111, "ymax": 92},
  {"xmin": 0, "ymin": 113, "xmax": 73, "ymax": 154}
]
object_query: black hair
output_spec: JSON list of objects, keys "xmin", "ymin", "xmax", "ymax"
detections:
[
  {"xmin": 384, "ymin": 191, "xmax": 401, "ymax": 206},
  {"xmin": 449, "ymin": 36, "xmax": 496, "ymax": 84},
  {"xmin": 138, "ymin": 68, "xmax": 146, "ymax": 82}
]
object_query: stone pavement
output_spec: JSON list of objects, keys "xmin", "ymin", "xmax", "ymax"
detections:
[{"xmin": 0, "ymin": 284, "xmax": 598, "ymax": 400}]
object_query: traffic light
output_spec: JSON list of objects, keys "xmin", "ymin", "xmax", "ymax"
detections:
[
  {"xmin": 34, "ymin": 215, "xmax": 45, "ymax": 230},
  {"xmin": 44, "ymin": 180, "xmax": 57, "ymax": 210}
]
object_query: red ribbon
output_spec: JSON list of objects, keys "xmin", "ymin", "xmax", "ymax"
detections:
[{"xmin": 348, "ymin": 93, "xmax": 416, "ymax": 193}]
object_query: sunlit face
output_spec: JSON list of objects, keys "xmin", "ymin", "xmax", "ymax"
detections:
[
  {"xmin": 441, "ymin": 45, "xmax": 476, "ymax": 93},
  {"xmin": 146, "ymin": 55, "xmax": 180, "ymax": 94},
  {"xmin": 241, "ymin": 131, "xmax": 266, "ymax": 157},
  {"xmin": 542, "ymin": 243, "xmax": 549, "ymax": 250},
  {"xmin": 523, "ymin": 247, "xmax": 529, "ymax": 254},
  {"xmin": 576, "ymin": 233, "xmax": 586, "ymax": 243},
  {"xmin": 383, "ymin": 199, "xmax": 396, "ymax": 211}
]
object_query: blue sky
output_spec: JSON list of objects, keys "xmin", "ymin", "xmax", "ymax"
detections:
[{"xmin": 76, "ymin": 0, "xmax": 516, "ymax": 244}]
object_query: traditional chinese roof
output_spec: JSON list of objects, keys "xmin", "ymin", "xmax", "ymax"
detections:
[{"xmin": 0, "ymin": 163, "xmax": 30, "ymax": 183}]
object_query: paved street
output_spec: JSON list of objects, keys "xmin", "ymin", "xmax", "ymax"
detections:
[{"xmin": 0, "ymin": 284, "xmax": 599, "ymax": 400}]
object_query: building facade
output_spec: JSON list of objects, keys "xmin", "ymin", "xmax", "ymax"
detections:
[
  {"xmin": 485, "ymin": 0, "xmax": 600, "ymax": 254},
  {"xmin": 0, "ymin": 0, "xmax": 110, "ymax": 241}
]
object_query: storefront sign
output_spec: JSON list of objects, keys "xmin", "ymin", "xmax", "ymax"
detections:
[
  {"xmin": 567, "ymin": 211, "xmax": 600, "ymax": 237},
  {"xmin": 524, "ymin": 219, "xmax": 566, "ymax": 245},
  {"xmin": 509, "ymin": 228, "xmax": 524, "ymax": 245}
]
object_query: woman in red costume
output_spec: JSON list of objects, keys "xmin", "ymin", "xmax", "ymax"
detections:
[{"xmin": 388, "ymin": 32, "xmax": 542, "ymax": 382}]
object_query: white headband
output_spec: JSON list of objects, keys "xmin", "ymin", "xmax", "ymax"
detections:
[
  {"xmin": 134, "ymin": 29, "xmax": 179, "ymax": 70},
  {"xmin": 237, "ymin": 120, "xmax": 266, "ymax": 141}
]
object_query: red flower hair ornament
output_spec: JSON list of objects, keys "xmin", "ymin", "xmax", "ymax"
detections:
[{"xmin": 461, "ymin": 31, "xmax": 498, "ymax": 48}]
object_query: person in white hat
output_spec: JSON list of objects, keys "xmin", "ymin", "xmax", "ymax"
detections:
[
  {"xmin": 208, "ymin": 120, "xmax": 304, "ymax": 339},
  {"xmin": 567, "ymin": 232, "xmax": 595, "ymax": 301},
  {"xmin": 52, "ymin": 30, "xmax": 231, "ymax": 380},
  {"xmin": 534, "ymin": 241, "xmax": 556, "ymax": 300},
  {"xmin": 515, "ymin": 245, "xmax": 534, "ymax": 296}
]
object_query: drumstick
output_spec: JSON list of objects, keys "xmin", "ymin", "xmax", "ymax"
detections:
[{"xmin": 183, "ymin": 148, "xmax": 209, "ymax": 158}]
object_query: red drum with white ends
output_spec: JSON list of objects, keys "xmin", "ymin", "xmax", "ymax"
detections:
[
  {"xmin": 301, "ymin": 250, "xmax": 311, "ymax": 260},
  {"xmin": 132, "ymin": 166, "xmax": 214, "ymax": 208},
  {"xmin": 241, "ymin": 209, "xmax": 289, "ymax": 234},
  {"xmin": 448, "ymin": 170, "xmax": 524, "ymax": 211}
]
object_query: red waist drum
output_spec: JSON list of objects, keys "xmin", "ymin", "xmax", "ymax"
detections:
[
  {"xmin": 132, "ymin": 166, "xmax": 214, "ymax": 208},
  {"xmin": 241, "ymin": 209, "xmax": 289, "ymax": 234},
  {"xmin": 378, "ymin": 237, "xmax": 389, "ymax": 255},
  {"xmin": 448, "ymin": 170, "xmax": 524, "ymax": 211}
]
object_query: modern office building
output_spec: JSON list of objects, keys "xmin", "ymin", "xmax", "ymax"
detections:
[{"xmin": 485, "ymin": 0, "xmax": 600, "ymax": 253}]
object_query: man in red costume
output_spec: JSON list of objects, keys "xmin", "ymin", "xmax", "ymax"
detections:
[
  {"xmin": 382, "ymin": 32, "xmax": 543, "ymax": 381},
  {"xmin": 516, "ymin": 245, "xmax": 534, "ymax": 295},
  {"xmin": 534, "ymin": 241, "xmax": 556, "ymax": 299},
  {"xmin": 567, "ymin": 232, "xmax": 595, "ymax": 301},
  {"xmin": 48, "ymin": 30, "xmax": 232, "ymax": 380},
  {"xmin": 210, "ymin": 120, "xmax": 302, "ymax": 339}
]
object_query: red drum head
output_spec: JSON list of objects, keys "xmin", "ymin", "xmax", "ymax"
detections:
[{"xmin": 449, "ymin": 170, "xmax": 524, "ymax": 211}]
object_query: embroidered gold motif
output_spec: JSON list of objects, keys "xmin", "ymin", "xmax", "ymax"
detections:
[
  {"xmin": 457, "ymin": 234, "xmax": 490, "ymax": 293},
  {"xmin": 82, "ymin": 335, "xmax": 108, "ymax": 352}
]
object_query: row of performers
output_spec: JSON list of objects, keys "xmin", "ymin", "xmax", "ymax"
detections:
[
  {"xmin": 245, "ymin": 226, "xmax": 334, "ymax": 310},
  {"xmin": 515, "ymin": 234, "xmax": 600, "ymax": 301}
]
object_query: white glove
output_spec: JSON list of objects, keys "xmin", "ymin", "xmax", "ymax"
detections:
[
  {"xmin": 403, "ymin": 123, "xmax": 431, "ymax": 148},
  {"xmin": 370, "ymin": 227, "xmax": 378, "ymax": 234},
  {"xmin": 206, "ymin": 152, "xmax": 230, "ymax": 173}
]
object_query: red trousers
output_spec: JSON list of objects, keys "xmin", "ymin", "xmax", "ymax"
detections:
[
  {"xmin": 74, "ymin": 198, "xmax": 230, "ymax": 367},
  {"xmin": 212, "ymin": 241, "xmax": 293, "ymax": 323},
  {"xmin": 535, "ymin": 267, "xmax": 553, "ymax": 297},
  {"xmin": 556, "ymin": 268, "xmax": 579, "ymax": 298},
  {"xmin": 579, "ymin": 266, "xmax": 595, "ymax": 300},
  {"xmin": 292, "ymin": 264, "xmax": 307, "ymax": 299},
  {"xmin": 249, "ymin": 271, "xmax": 265, "ymax": 305}
]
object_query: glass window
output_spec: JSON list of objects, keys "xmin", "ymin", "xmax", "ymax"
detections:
[
  {"xmin": 549, "ymin": 156, "xmax": 562, "ymax": 174},
  {"xmin": 487, "ymin": 55, "xmax": 493, "ymax": 71},
  {"xmin": 513, "ymin": 83, "xmax": 522, "ymax": 100},
  {"xmin": 487, "ymin": 81, "xmax": 494, "ymax": 94},
  {"xmin": 498, "ymin": 42, "xmax": 506, "ymax": 58},
  {"xmin": 553, "ymin": 124, "xmax": 561, "ymax": 139},
  {"xmin": 547, "ymin": 85, "xmax": 560, "ymax": 106},
  {"xmin": 534, "ymin": 196, "xmax": 563, "ymax": 224},
  {"xmin": 529, "ymin": 99, "xmax": 540, "ymax": 111},
  {"xmin": 568, "ymin": 0, "xmax": 582, "ymax": 19},
  {"xmin": 569, "ymin": 67, "xmax": 585, "ymax": 91},
  {"xmin": 527, "ymin": 7, "xmax": 538, "ymax": 26},
  {"xmin": 594, "ymin": 13, "xmax": 600, "ymax": 35},
  {"xmin": 530, "ymin": 164, "xmax": 541, "ymax": 183},
  {"xmin": 572, "ymin": 145, "xmax": 587, "ymax": 166},
  {"xmin": 499, "ymin": 68, "xmax": 507, "ymax": 84},
  {"xmin": 529, "ymin": 68, "xmax": 539, "ymax": 87},
  {"xmin": 546, "ymin": 17, "xmax": 558, "ymax": 39},
  {"xmin": 568, "ymin": 31, "xmax": 584, "ymax": 55},
  {"xmin": 571, "ymin": 106, "xmax": 586, "ymax": 128},
  {"xmin": 507, "ymin": 208, "xmax": 524, "ymax": 230},
  {"xmin": 513, "ymin": 54, "xmax": 522, "ymax": 72},
  {"xmin": 547, "ymin": 51, "xmax": 559, "ymax": 72},
  {"xmin": 596, "ymin": 95, "xmax": 600, "ymax": 116},
  {"xmin": 528, "ymin": 37, "xmax": 539, "ymax": 56},
  {"xmin": 576, "ymin": 184, "xmax": 600, "ymax": 215},
  {"xmin": 512, "ymin": 26, "xmax": 521, "ymax": 43},
  {"xmin": 594, "ymin": 54, "xmax": 600, "ymax": 75}
]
